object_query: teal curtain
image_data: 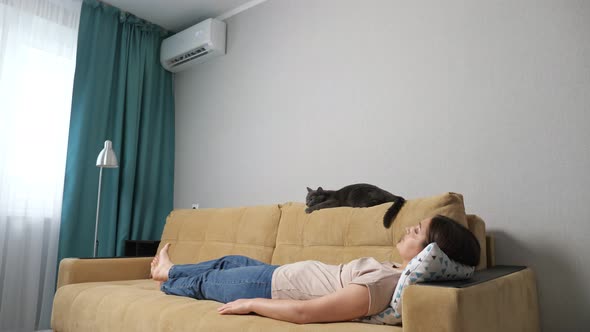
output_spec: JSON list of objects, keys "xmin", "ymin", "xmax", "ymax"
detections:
[{"xmin": 58, "ymin": 0, "xmax": 174, "ymax": 261}]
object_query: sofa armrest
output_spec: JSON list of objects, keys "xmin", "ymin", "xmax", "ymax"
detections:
[
  {"xmin": 402, "ymin": 267, "xmax": 540, "ymax": 332},
  {"xmin": 56, "ymin": 257, "xmax": 152, "ymax": 289}
]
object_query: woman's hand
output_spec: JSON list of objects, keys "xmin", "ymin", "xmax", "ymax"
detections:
[
  {"xmin": 217, "ymin": 299, "xmax": 255, "ymax": 315},
  {"xmin": 215, "ymin": 284, "xmax": 369, "ymax": 324}
]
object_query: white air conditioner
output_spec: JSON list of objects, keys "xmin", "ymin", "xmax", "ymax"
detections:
[{"xmin": 160, "ymin": 18, "xmax": 226, "ymax": 72}]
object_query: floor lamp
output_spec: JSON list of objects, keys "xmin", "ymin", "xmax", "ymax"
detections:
[{"xmin": 94, "ymin": 140, "xmax": 119, "ymax": 257}]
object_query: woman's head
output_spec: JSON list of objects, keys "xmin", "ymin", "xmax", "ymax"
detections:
[{"xmin": 396, "ymin": 215, "xmax": 481, "ymax": 267}]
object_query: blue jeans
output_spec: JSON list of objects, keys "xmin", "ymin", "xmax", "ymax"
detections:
[{"xmin": 161, "ymin": 255, "xmax": 279, "ymax": 303}]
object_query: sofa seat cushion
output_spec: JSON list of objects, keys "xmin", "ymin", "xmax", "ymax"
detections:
[{"xmin": 52, "ymin": 279, "xmax": 401, "ymax": 332}]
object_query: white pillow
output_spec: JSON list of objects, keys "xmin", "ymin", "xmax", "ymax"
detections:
[{"xmin": 359, "ymin": 242, "xmax": 475, "ymax": 325}]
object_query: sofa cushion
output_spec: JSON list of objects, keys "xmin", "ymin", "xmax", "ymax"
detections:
[
  {"xmin": 159, "ymin": 205, "xmax": 281, "ymax": 264},
  {"xmin": 52, "ymin": 280, "xmax": 402, "ymax": 332},
  {"xmin": 272, "ymin": 192, "xmax": 468, "ymax": 265}
]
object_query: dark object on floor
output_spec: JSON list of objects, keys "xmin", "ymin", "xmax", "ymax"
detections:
[{"xmin": 124, "ymin": 240, "xmax": 161, "ymax": 257}]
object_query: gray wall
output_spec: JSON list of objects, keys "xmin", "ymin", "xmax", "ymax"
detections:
[{"xmin": 174, "ymin": 0, "xmax": 590, "ymax": 330}]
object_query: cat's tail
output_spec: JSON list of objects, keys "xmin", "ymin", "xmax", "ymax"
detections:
[{"xmin": 383, "ymin": 196, "xmax": 406, "ymax": 228}]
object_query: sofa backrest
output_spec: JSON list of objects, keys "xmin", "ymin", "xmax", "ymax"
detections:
[
  {"xmin": 159, "ymin": 205, "xmax": 281, "ymax": 264},
  {"xmin": 271, "ymin": 192, "xmax": 487, "ymax": 270},
  {"xmin": 158, "ymin": 192, "xmax": 487, "ymax": 270}
]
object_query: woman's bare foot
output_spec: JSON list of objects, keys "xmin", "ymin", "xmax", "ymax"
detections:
[
  {"xmin": 150, "ymin": 255, "xmax": 159, "ymax": 278},
  {"xmin": 151, "ymin": 243, "xmax": 174, "ymax": 282}
]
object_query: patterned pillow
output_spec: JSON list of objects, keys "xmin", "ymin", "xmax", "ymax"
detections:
[{"xmin": 359, "ymin": 242, "xmax": 475, "ymax": 325}]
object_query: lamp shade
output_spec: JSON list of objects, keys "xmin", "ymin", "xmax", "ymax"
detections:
[{"xmin": 96, "ymin": 140, "xmax": 119, "ymax": 168}]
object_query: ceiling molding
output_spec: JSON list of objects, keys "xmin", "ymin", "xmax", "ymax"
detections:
[{"xmin": 216, "ymin": 0, "xmax": 269, "ymax": 21}]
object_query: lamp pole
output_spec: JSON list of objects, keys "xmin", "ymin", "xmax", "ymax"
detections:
[{"xmin": 94, "ymin": 167, "xmax": 104, "ymax": 257}]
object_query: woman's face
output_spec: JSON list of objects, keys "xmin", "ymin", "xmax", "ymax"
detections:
[{"xmin": 396, "ymin": 218, "xmax": 432, "ymax": 263}]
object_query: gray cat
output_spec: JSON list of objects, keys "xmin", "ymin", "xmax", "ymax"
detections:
[{"xmin": 305, "ymin": 183, "xmax": 405, "ymax": 228}]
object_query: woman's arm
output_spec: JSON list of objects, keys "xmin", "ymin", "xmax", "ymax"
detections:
[{"xmin": 217, "ymin": 284, "xmax": 370, "ymax": 324}]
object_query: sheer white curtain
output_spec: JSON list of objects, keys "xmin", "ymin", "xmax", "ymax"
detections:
[{"xmin": 0, "ymin": 0, "xmax": 81, "ymax": 330}]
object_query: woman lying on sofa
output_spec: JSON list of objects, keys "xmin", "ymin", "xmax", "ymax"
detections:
[{"xmin": 150, "ymin": 215, "xmax": 480, "ymax": 324}]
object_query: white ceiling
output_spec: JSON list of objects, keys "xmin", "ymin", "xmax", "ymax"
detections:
[{"xmin": 105, "ymin": 0, "xmax": 257, "ymax": 32}]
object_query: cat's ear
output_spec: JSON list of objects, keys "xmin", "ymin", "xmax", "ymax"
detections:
[
  {"xmin": 317, "ymin": 187, "xmax": 323, "ymax": 192},
  {"xmin": 307, "ymin": 187, "xmax": 313, "ymax": 193}
]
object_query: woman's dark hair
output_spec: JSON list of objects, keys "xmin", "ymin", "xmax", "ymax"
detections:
[{"xmin": 426, "ymin": 215, "xmax": 481, "ymax": 267}]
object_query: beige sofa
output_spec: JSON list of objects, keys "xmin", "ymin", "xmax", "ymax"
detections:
[{"xmin": 51, "ymin": 192, "xmax": 540, "ymax": 331}]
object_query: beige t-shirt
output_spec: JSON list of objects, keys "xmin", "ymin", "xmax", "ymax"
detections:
[{"xmin": 271, "ymin": 257, "xmax": 402, "ymax": 316}]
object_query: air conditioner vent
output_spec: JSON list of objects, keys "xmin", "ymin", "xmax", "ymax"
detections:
[{"xmin": 167, "ymin": 47, "xmax": 210, "ymax": 68}]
